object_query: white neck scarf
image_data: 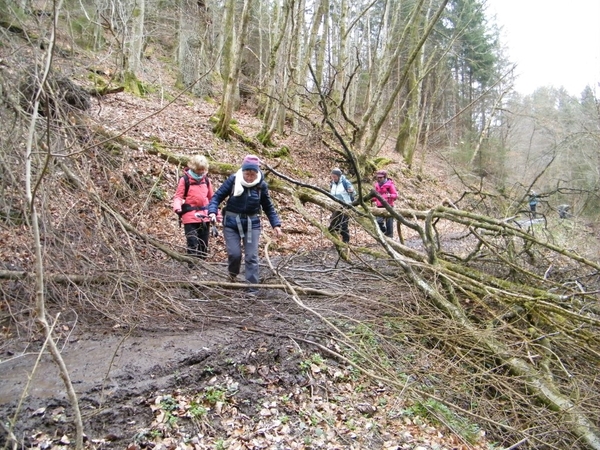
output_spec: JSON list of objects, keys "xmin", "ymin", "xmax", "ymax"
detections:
[{"xmin": 233, "ymin": 169, "xmax": 262, "ymax": 196}]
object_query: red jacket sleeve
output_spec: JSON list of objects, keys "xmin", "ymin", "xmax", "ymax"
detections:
[
  {"xmin": 387, "ymin": 181, "xmax": 398, "ymax": 203},
  {"xmin": 172, "ymin": 177, "xmax": 186, "ymax": 212}
]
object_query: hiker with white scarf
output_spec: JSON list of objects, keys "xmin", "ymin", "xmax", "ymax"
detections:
[{"xmin": 208, "ymin": 155, "xmax": 282, "ymax": 294}]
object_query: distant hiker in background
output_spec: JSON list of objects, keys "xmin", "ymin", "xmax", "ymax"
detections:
[
  {"xmin": 208, "ymin": 155, "xmax": 282, "ymax": 295},
  {"xmin": 372, "ymin": 170, "xmax": 398, "ymax": 238},
  {"xmin": 558, "ymin": 204, "xmax": 571, "ymax": 219},
  {"xmin": 173, "ymin": 155, "xmax": 214, "ymax": 261},
  {"xmin": 528, "ymin": 191, "xmax": 539, "ymax": 219},
  {"xmin": 328, "ymin": 168, "xmax": 355, "ymax": 244}
]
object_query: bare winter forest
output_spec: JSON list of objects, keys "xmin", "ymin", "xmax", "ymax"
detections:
[{"xmin": 1, "ymin": 0, "xmax": 600, "ymax": 449}]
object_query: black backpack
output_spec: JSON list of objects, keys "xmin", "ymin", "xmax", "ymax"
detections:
[{"xmin": 181, "ymin": 172, "xmax": 211, "ymax": 199}]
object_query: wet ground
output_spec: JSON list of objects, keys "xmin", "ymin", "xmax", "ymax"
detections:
[
  {"xmin": 0, "ymin": 253, "xmax": 372, "ymax": 448},
  {"xmin": 0, "ymin": 246, "xmax": 499, "ymax": 449}
]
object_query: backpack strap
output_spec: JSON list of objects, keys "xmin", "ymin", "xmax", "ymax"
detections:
[
  {"xmin": 341, "ymin": 178, "xmax": 355, "ymax": 201},
  {"xmin": 182, "ymin": 173, "xmax": 210, "ymax": 201},
  {"xmin": 183, "ymin": 173, "xmax": 190, "ymax": 200},
  {"xmin": 177, "ymin": 173, "xmax": 210, "ymax": 227}
]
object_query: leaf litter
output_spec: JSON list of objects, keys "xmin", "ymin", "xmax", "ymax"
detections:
[{"xmin": 0, "ymin": 52, "xmax": 494, "ymax": 449}]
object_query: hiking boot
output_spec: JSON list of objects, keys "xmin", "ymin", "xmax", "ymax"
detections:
[
  {"xmin": 247, "ymin": 288, "xmax": 260, "ymax": 298},
  {"xmin": 227, "ymin": 273, "xmax": 238, "ymax": 282}
]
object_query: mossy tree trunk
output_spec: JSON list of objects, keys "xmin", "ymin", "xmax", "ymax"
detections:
[
  {"xmin": 395, "ymin": 1, "xmax": 425, "ymax": 168},
  {"xmin": 126, "ymin": 0, "xmax": 145, "ymax": 76},
  {"xmin": 214, "ymin": 0, "xmax": 253, "ymax": 139},
  {"xmin": 177, "ymin": 0, "xmax": 196, "ymax": 88},
  {"xmin": 257, "ymin": 0, "xmax": 292, "ymax": 146}
]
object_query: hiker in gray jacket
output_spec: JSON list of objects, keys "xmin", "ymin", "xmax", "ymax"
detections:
[{"xmin": 328, "ymin": 168, "xmax": 355, "ymax": 244}]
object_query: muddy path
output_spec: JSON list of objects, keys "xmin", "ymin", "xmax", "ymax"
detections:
[
  {"xmin": 0, "ymin": 247, "xmax": 494, "ymax": 449},
  {"xmin": 1, "ymin": 328, "xmax": 236, "ymax": 406},
  {"xmin": 0, "ymin": 254, "xmax": 373, "ymax": 448}
]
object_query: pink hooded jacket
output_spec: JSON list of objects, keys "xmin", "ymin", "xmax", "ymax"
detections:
[
  {"xmin": 373, "ymin": 178, "xmax": 398, "ymax": 208},
  {"xmin": 172, "ymin": 169, "xmax": 214, "ymax": 224}
]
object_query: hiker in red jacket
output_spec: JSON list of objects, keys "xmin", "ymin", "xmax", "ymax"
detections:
[
  {"xmin": 373, "ymin": 170, "xmax": 398, "ymax": 238},
  {"xmin": 173, "ymin": 155, "xmax": 214, "ymax": 260}
]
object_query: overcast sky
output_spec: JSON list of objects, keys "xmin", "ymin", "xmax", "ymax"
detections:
[{"xmin": 485, "ymin": 0, "xmax": 600, "ymax": 96}]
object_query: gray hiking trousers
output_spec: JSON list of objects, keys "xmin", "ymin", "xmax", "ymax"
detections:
[{"xmin": 223, "ymin": 225, "xmax": 261, "ymax": 284}]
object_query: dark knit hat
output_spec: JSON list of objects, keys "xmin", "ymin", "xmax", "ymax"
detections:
[
  {"xmin": 331, "ymin": 168, "xmax": 343, "ymax": 177},
  {"xmin": 241, "ymin": 155, "xmax": 260, "ymax": 172}
]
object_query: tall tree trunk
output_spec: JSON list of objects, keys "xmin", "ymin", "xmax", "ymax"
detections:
[
  {"xmin": 330, "ymin": 0, "xmax": 348, "ymax": 122},
  {"xmin": 360, "ymin": 0, "xmax": 448, "ymax": 161},
  {"xmin": 291, "ymin": 0, "xmax": 326, "ymax": 133},
  {"xmin": 397, "ymin": 0, "xmax": 428, "ymax": 167},
  {"xmin": 218, "ymin": 0, "xmax": 235, "ymax": 99},
  {"xmin": 258, "ymin": 0, "xmax": 291, "ymax": 146},
  {"xmin": 214, "ymin": 0, "xmax": 254, "ymax": 139},
  {"xmin": 178, "ymin": 0, "xmax": 197, "ymax": 88},
  {"xmin": 126, "ymin": 0, "xmax": 145, "ymax": 76},
  {"xmin": 313, "ymin": 0, "xmax": 328, "ymax": 92},
  {"xmin": 177, "ymin": 0, "xmax": 211, "ymax": 95}
]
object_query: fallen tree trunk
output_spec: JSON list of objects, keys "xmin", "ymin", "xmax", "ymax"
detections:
[
  {"xmin": 263, "ymin": 167, "xmax": 600, "ymax": 448},
  {"xmin": 5, "ymin": 118, "xmax": 598, "ymax": 448}
]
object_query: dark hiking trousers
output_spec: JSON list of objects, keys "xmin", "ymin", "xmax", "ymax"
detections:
[
  {"xmin": 377, "ymin": 216, "xmax": 394, "ymax": 238},
  {"xmin": 223, "ymin": 225, "xmax": 261, "ymax": 285},
  {"xmin": 329, "ymin": 210, "xmax": 350, "ymax": 243},
  {"xmin": 184, "ymin": 222, "xmax": 210, "ymax": 258}
]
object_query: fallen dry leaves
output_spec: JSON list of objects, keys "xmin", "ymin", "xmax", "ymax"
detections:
[
  {"xmin": 7, "ymin": 66, "xmax": 492, "ymax": 450},
  {"xmin": 123, "ymin": 352, "xmax": 489, "ymax": 450}
]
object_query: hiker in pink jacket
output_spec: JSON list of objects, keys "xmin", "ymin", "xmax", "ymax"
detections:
[
  {"xmin": 173, "ymin": 155, "xmax": 215, "ymax": 260},
  {"xmin": 373, "ymin": 170, "xmax": 398, "ymax": 238}
]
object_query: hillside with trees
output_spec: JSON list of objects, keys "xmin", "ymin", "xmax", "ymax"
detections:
[{"xmin": 1, "ymin": 0, "xmax": 600, "ymax": 449}]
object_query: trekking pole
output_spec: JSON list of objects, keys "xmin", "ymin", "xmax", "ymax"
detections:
[{"xmin": 205, "ymin": 213, "xmax": 219, "ymax": 238}]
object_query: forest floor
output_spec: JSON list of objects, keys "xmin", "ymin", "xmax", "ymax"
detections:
[
  {"xmin": 3, "ymin": 36, "xmax": 592, "ymax": 449},
  {"xmin": 0, "ymin": 86, "xmax": 493, "ymax": 449},
  {"xmin": 0, "ymin": 250, "xmax": 491, "ymax": 450}
]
